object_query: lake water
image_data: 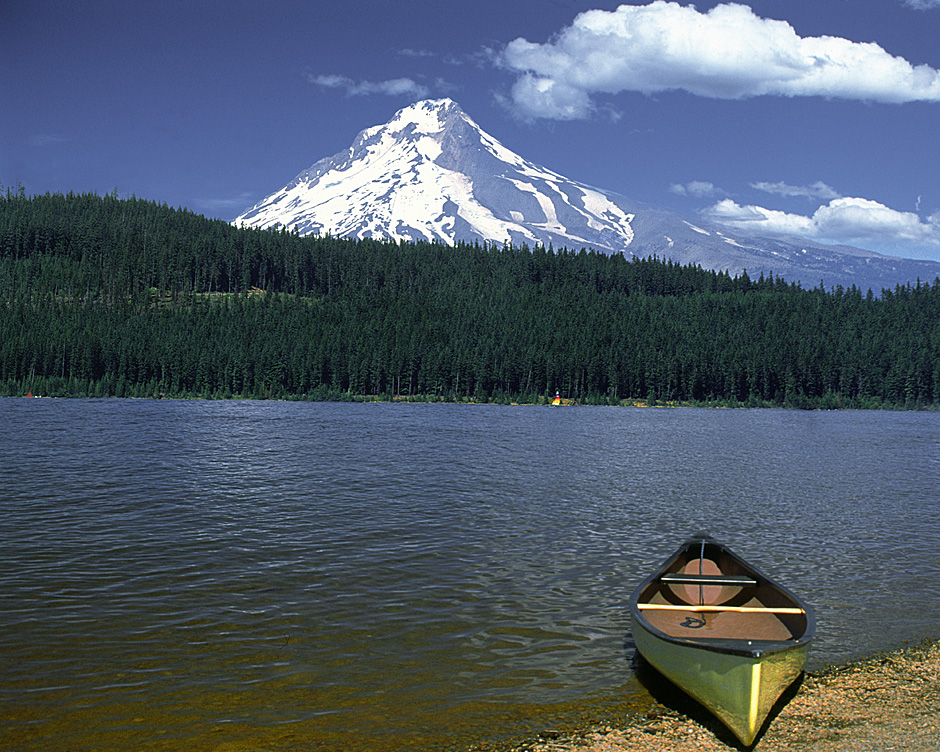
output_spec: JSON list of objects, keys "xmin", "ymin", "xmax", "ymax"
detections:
[{"xmin": 2, "ymin": 398, "xmax": 939, "ymax": 751}]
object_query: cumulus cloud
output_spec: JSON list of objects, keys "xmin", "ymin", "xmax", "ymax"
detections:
[
  {"xmin": 751, "ymin": 180, "xmax": 842, "ymax": 200},
  {"xmin": 309, "ymin": 74, "xmax": 429, "ymax": 98},
  {"xmin": 703, "ymin": 196, "xmax": 940, "ymax": 253},
  {"xmin": 504, "ymin": 74, "xmax": 593, "ymax": 119},
  {"xmin": 500, "ymin": 1, "xmax": 940, "ymax": 119},
  {"xmin": 669, "ymin": 180, "xmax": 724, "ymax": 197},
  {"xmin": 705, "ymin": 198, "xmax": 816, "ymax": 236}
]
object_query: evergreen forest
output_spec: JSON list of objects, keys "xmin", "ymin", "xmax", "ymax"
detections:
[{"xmin": 2, "ymin": 188, "xmax": 939, "ymax": 408}]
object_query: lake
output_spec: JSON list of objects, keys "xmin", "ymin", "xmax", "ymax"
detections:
[{"xmin": 2, "ymin": 398, "xmax": 938, "ymax": 751}]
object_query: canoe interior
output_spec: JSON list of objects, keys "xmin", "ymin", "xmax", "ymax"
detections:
[
  {"xmin": 634, "ymin": 538, "xmax": 810, "ymax": 650},
  {"xmin": 641, "ymin": 593, "xmax": 796, "ymax": 642}
]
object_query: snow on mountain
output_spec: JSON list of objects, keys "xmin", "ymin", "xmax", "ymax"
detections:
[
  {"xmin": 234, "ymin": 98, "xmax": 940, "ymax": 293},
  {"xmin": 234, "ymin": 98, "xmax": 636, "ymax": 254}
]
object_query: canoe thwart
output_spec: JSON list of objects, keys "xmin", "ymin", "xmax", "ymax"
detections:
[
  {"xmin": 661, "ymin": 572, "xmax": 758, "ymax": 587},
  {"xmin": 637, "ymin": 603, "xmax": 805, "ymax": 614}
]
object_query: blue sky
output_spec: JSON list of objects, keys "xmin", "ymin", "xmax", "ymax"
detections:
[{"xmin": 3, "ymin": 0, "xmax": 940, "ymax": 260}]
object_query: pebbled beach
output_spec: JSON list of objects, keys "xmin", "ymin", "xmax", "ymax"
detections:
[{"xmin": 512, "ymin": 638, "xmax": 940, "ymax": 752}]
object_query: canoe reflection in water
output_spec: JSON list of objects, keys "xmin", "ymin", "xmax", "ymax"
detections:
[{"xmin": 629, "ymin": 535, "xmax": 815, "ymax": 746}]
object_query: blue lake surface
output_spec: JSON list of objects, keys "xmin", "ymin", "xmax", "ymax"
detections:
[{"xmin": 1, "ymin": 398, "xmax": 938, "ymax": 750}]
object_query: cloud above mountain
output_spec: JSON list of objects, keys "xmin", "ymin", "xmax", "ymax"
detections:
[
  {"xmin": 703, "ymin": 196, "xmax": 940, "ymax": 256},
  {"xmin": 308, "ymin": 74, "xmax": 429, "ymax": 98},
  {"xmin": 669, "ymin": 181, "xmax": 725, "ymax": 198},
  {"xmin": 501, "ymin": 1, "xmax": 940, "ymax": 119},
  {"xmin": 751, "ymin": 181, "xmax": 842, "ymax": 201}
]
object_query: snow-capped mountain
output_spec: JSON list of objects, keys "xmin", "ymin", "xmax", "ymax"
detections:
[
  {"xmin": 234, "ymin": 98, "xmax": 637, "ymax": 253},
  {"xmin": 234, "ymin": 99, "xmax": 940, "ymax": 293}
]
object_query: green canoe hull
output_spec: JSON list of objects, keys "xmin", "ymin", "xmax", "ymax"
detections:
[
  {"xmin": 631, "ymin": 613, "xmax": 809, "ymax": 745},
  {"xmin": 629, "ymin": 536, "xmax": 815, "ymax": 746}
]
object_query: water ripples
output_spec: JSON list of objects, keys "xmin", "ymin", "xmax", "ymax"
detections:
[{"xmin": 2, "ymin": 399, "xmax": 939, "ymax": 750}]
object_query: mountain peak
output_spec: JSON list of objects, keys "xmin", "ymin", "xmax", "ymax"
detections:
[
  {"xmin": 365, "ymin": 98, "xmax": 471, "ymax": 147},
  {"xmin": 392, "ymin": 98, "xmax": 463, "ymax": 124},
  {"xmin": 233, "ymin": 98, "xmax": 637, "ymax": 250},
  {"xmin": 232, "ymin": 100, "xmax": 940, "ymax": 293}
]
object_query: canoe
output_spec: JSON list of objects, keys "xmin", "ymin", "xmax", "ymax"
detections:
[{"xmin": 628, "ymin": 535, "xmax": 815, "ymax": 746}]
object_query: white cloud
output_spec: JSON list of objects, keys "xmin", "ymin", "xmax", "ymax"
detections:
[
  {"xmin": 751, "ymin": 180, "xmax": 842, "ymax": 200},
  {"xmin": 397, "ymin": 48, "xmax": 436, "ymax": 59},
  {"xmin": 904, "ymin": 0, "xmax": 940, "ymax": 9},
  {"xmin": 703, "ymin": 196, "xmax": 940, "ymax": 255},
  {"xmin": 501, "ymin": 2, "xmax": 940, "ymax": 119},
  {"xmin": 309, "ymin": 74, "xmax": 429, "ymax": 99},
  {"xmin": 669, "ymin": 180, "xmax": 724, "ymax": 197},
  {"xmin": 704, "ymin": 198, "xmax": 816, "ymax": 235},
  {"xmin": 506, "ymin": 73, "xmax": 593, "ymax": 120}
]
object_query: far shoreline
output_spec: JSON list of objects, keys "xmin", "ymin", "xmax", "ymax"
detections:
[{"xmin": 8, "ymin": 390, "xmax": 940, "ymax": 412}]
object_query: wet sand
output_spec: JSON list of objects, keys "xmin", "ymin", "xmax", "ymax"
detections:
[{"xmin": 512, "ymin": 638, "xmax": 940, "ymax": 751}]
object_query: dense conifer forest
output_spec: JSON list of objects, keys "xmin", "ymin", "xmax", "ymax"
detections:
[{"xmin": 2, "ymin": 188, "xmax": 939, "ymax": 407}]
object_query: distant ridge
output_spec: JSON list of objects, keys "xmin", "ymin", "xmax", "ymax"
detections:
[{"xmin": 235, "ymin": 99, "xmax": 940, "ymax": 293}]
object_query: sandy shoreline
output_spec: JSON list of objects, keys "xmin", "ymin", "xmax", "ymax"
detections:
[{"xmin": 507, "ymin": 638, "xmax": 940, "ymax": 751}]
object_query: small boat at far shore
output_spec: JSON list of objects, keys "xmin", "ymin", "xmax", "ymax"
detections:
[{"xmin": 629, "ymin": 535, "xmax": 815, "ymax": 746}]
